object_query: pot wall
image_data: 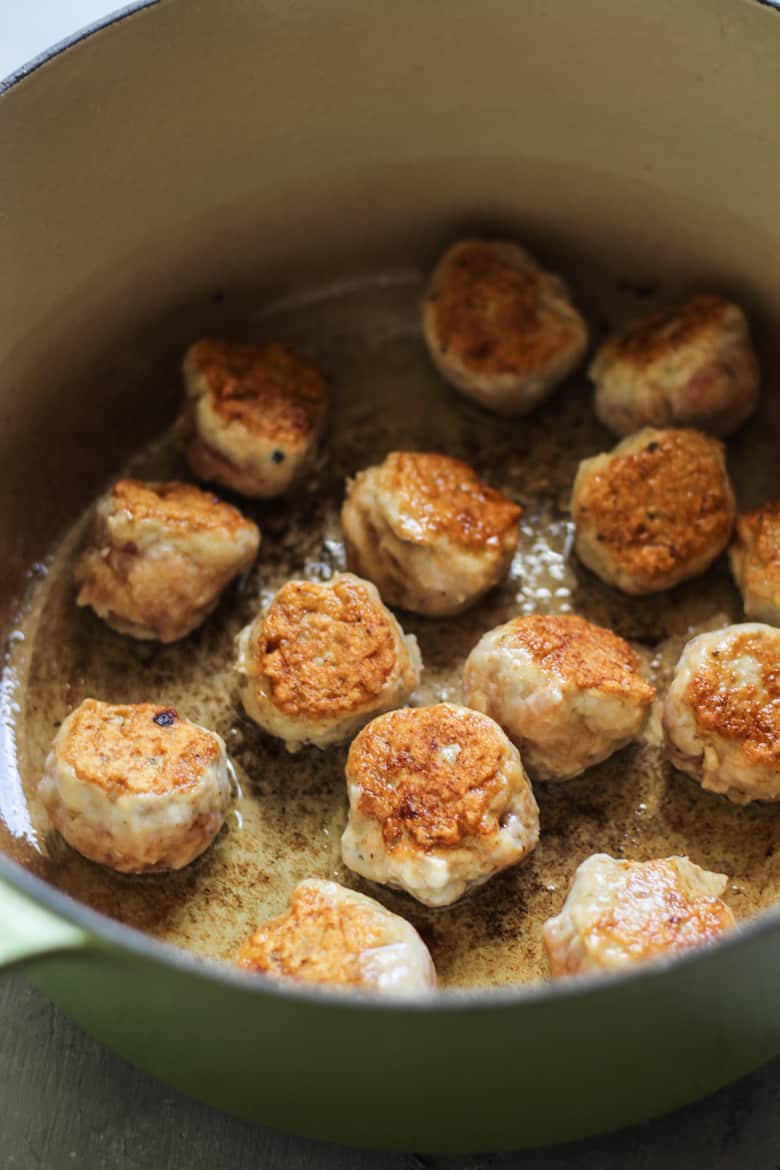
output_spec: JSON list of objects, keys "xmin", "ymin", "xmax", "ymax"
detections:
[
  {"xmin": 21, "ymin": 918, "xmax": 780, "ymax": 1151},
  {"xmin": 2, "ymin": 0, "xmax": 780, "ymax": 618}
]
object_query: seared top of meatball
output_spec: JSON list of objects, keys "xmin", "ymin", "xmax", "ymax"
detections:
[
  {"xmin": 237, "ymin": 880, "xmax": 413, "ymax": 988},
  {"xmin": 60, "ymin": 700, "xmax": 221, "ymax": 795},
  {"xmin": 736, "ymin": 496, "xmax": 780, "ymax": 568},
  {"xmin": 685, "ymin": 626, "xmax": 780, "ymax": 766},
  {"xmin": 385, "ymin": 451, "xmax": 521, "ymax": 550},
  {"xmin": 238, "ymin": 882, "xmax": 386, "ymax": 985},
  {"xmin": 185, "ymin": 339, "xmax": 327, "ymax": 442},
  {"xmin": 604, "ymin": 295, "xmax": 740, "ymax": 366},
  {"xmin": 347, "ymin": 703, "xmax": 516, "ymax": 852},
  {"xmin": 108, "ymin": 478, "xmax": 256, "ymax": 536},
  {"xmin": 582, "ymin": 857, "xmax": 733, "ymax": 962},
  {"xmin": 498, "ymin": 614, "xmax": 655, "ymax": 702},
  {"xmin": 428, "ymin": 240, "xmax": 580, "ymax": 377},
  {"xmin": 577, "ymin": 428, "xmax": 733, "ymax": 583},
  {"xmin": 255, "ymin": 575, "xmax": 401, "ymax": 720}
]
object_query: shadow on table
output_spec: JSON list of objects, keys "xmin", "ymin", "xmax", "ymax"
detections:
[{"xmin": 2, "ymin": 977, "xmax": 778, "ymax": 1170}]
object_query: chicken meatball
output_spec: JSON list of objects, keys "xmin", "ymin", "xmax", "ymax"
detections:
[
  {"xmin": 543, "ymin": 853, "xmax": 735, "ymax": 977},
  {"xmin": 463, "ymin": 614, "xmax": 655, "ymax": 781},
  {"xmin": 341, "ymin": 451, "xmax": 521, "ymax": 617},
  {"xmin": 730, "ymin": 496, "xmax": 780, "ymax": 626},
  {"xmin": 74, "ymin": 478, "xmax": 260, "ymax": 643},
  {"xmin": 341, "ymin": 703, "xmax": 540, "ymax": 907},
  {"xmin": 421, "ymin": 239, "xmax": 588, "ymax": 415},
  {"xmin": 663, "ymin": 623, "xmax": 780, "ymax": 803},
  {"xmin": 590, "ymin": 294, "xmax": 759, "ymax": 437},
  {"xmin": 178, "ymin": 339, "xmax": 328, "ymax": 497},
  {"xmin": 38, "ymin": 699, "xmax": 232, "ymax": 873},
  {"xmin": 572, "ymin": 427, "xmax": 735, "ymax": 595},
  {"xmin": 237, "ymin": 879, "xmax": 436, "ymax": 995},
  {"xmin": 235, "ymin": 573, "xmax": 421, "ymax": 752}
]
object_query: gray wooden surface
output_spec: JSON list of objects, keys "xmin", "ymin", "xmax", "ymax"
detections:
[{"xmin": 1, "ymin": 974, "xmax": 779, "ymax": 1169}]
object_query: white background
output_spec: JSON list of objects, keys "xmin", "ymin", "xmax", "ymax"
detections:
[{"xmin": 2, "ymin": 0, "xmax": 125, "ymax": 82}]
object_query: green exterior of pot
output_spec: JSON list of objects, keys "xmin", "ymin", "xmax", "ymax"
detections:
[
  {"xmin": 3, "ymin": 872, "xmax": 780, "ymax": 1152},
  {"xmin": 4, "ymin": 0, "xmax": 780, "ymax": 1153}
]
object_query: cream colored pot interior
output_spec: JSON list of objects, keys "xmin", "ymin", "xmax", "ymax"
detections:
[{"xmin": 2, "ymin": 0, "xmax": 780, "ymax": 988}]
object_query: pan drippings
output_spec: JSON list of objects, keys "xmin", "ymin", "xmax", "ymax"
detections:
[{"xmin": 4, "ymin": 273, "xmax": 780, "ymax": 988}]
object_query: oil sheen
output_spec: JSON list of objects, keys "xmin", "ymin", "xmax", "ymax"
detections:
[{"xmin": 3, "ymin": 273, "xmax": 779, "ymax": 989}]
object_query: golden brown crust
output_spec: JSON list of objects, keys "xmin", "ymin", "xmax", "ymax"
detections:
[
  {"xmin": 576, "ymin": 429, "xmax": 733, "ymax": 584},
  {"xmin": 502, "ymin": 614, "xmax": 655, "ymax": 701},
  {"xmin": 188, "ymin": 339, "xmax": 327, "ymax": 442},
  {"xmin": 686, "ymin": 629, "xmax": 780, "ymax": 765},
  {"xmin": 257, "ymin": 576, "xmax": 399, "ymax": 719},
  {"xmin": 591, "ymin": 860, "xmax": 734, "ymax": 960},
  {"xmin": 429, "ymin": 241, "xmax": 582, "ymax": 377},
  {"xmin": 387, "ymin": 452, "xmax": 521, "ymax": 550},
  {"xmin": 607, "ymin": 295, "xmax": 736, "ymax": 366},
  {"xmin": 60, "ymin": 700, "xmax": 221, "ymax": 795},
  {"xmin": 236, "ymin": 884, "xmax": 387, "ymax": 986},
  {"xmin": 736, "ymin": 497, "xmax": 780, "ymax": 574},
  {"xmin": 108, "ymin": 478, "xmax": 256, "ymax": 535},
  {"xmin": 347, "ymin": 704, "xmax": 510, "ymax": 851}
]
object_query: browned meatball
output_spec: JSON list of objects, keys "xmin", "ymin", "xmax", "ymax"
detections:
[
  {"xmin": 341, "ymin": 703, "xmax": 539, "ymax": 907},
  {"xmin": 464, "ymin": 614, "xmax": 655, "ymax": 780},
  {"xmin": 730, "ymin": 496, "xmax": 780, "ymax": 625},
  {"xmin": 663, "ymin": 623, "xmax": 780, "ymax": 803},
  {"xmin": 590, "ymin": 295, "xmax": 758, "ymax": 436},
  {"xmin": 179, "ymin": 339, "xmax": 328, "ymax": 497},
  {"xmin": 235, "ymin": 573, "xmax": 421, "ymax": 751},
  {"xmin": 75, "ymin": 478, "xmax": 260, "ymax": 642},
  {"xmin": 39, "ymin": 699, "xmax": 231, "ymax": 873},
  {"xmin": 237, "ymin": 879, "xmax": 436, "ymax": 995},
  {"xmin": 341, "ymin": 451, "xmax": 521, "ymax": 616},
  {"xmin": 544, "ymin": 854, "xmax": 735, "ymax": 977},
  {"xmin": 422, "ymin": 240, "xmax": 588, "ymax": 414},
  {"xmin": 572, "ymin": 427, "xmax": 735, "ymax": 594}
]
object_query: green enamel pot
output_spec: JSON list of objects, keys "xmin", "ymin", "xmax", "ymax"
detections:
[
  {"xmin": 3, "ymin": 0, "xmax": 780, "ymax": 1153},
  {"xmin": 4, "ymin": 870, "xmax": 780, "ymax": 1151}
]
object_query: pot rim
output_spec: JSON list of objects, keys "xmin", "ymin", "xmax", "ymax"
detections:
[
  {"xmin": 0, "ymin": 0, "xmax": 158, "ymax": 95},
  {"xmin": 3, "ymin": 844, "xmax": 779, "ymax": 1012}
]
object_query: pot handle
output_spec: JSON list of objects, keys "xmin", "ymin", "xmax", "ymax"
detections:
[{"xmin": 0, "ymin": 878, "xmax": 91, "ymax": 971}]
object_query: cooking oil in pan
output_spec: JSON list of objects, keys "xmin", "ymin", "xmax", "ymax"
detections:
[{"xmin": 3, "ymin": 272, "xmax": 780, "ymax": 988}]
